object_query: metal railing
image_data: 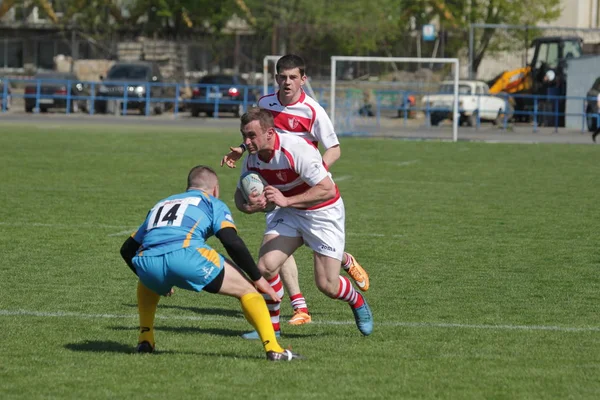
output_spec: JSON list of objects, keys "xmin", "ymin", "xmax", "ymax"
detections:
[
  {"xmin": 0, "ymin": 78, "xmax": 597, "ymax": 134},
  {"xmin": 0, "ymin": 78, "xmax": 266, "ymax": 118},
  {"xmin": 364, "ymin": 90, "xmax": 597, "ymax": 133}
]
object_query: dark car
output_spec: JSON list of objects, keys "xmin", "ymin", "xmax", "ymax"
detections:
[
  {"xmin": 95, "ymin": 61, "xmax": 166, "ymax": 115},
  {"xmin": 190, "ymin": 74, "xmax": 256, "ymax": 117},
  {"xmin": 585, "ymin": 76, "xmax": 600, "ymax": 132},
  {"xmin": 24, "ymin": 72, "xmax": 87, "ymax": 113},
  {"xmin": 0, "ymin": 78, "xmax": 11, "ymax": 111}
]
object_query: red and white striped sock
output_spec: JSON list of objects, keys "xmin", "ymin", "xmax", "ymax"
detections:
[
  {"xmin": 264, "ymin": 275, "xmax": 284, "ymax": 332},
  {"xmin": 342, "ymin": 252, "xmax": 352, "ymax": 271},
  {"xmin": 336, "ymin": 276, "xmax": 365, "ymax": 309},
  {"xmin": 290, "ymin": 293, "xmax": 309, "ymax": 313}
]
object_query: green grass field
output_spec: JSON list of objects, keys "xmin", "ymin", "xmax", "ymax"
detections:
[{"xmin": 1, "ymin": 123, "xmax": 599, "ymax": 399}]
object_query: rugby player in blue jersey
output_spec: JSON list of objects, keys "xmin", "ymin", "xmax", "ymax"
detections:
[{"xmin": 120, "ymin": 165, "xmax": 301, "ymax": 361}]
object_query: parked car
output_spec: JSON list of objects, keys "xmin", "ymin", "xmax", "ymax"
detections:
[
  {"xmin": 95, "ymin": 61, "xmax": 166, "ymax": 115},
  {"xmin": 423, "ymin": 80, "xmax": 512, "ymax": 126},
  {"xmin": 0, "ymin": 78, "xmax": 11, "ymax": 110},
  {"xmin": 190, "ymin": 74, "xmax": 256, "ymax": 117},
  {"xmin": 585, "ymin": 76, "xmax": 600, "ymax": 132},
  {"xmin": 24, "ymin": 72, "xmax": 88, "ymax": 113}
]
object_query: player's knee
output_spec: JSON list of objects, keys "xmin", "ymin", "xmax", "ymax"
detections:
[{"xmin": 257, "ymin": 257, "xmax": 279, "ymax": 279}]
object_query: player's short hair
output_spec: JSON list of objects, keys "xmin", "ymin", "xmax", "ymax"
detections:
[
  {"xmin": 241, "ymin": 107, "xmax": 275, "ymax": 132},
  {"xmin": 276, "ymin": 54, "xmax": 306, "ymax": 77},
  {"xmin": 187, "ymin": 165, "xmax": 218, "ymax": 191}
]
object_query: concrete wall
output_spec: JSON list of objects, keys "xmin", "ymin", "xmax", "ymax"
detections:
[
  {"xmin": 552, "ymin": 0, "xmax": 599, "ymax": 29},
  {"xmin": 565, "ymin": 54, "xmax": 600, "ymax": 128},
  {"xmin": 54, "ymin": 56, "xmax": 115, "ymax": 82}
]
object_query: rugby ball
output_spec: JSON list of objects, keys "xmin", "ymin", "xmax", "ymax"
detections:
[{"xmin": 240, "ymin": 171, "xmax": 276, "ymax": 212}]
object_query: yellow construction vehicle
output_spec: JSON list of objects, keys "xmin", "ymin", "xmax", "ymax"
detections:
[
  {"xmin": 488, "ymin": 66, "xmax": 531, "ymax": 95},
  {"xmin": 487, "ymin": 36, "xmax": 584, "ymax": 124}
]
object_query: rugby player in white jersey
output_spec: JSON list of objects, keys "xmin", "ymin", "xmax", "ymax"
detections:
[
  {"xmin": 221, "ymin": 55, "xmax": 369, "ymax": 334},
  {"xmin": 233, "ymin": 108, "xmax": 373, "ymax": 338}
]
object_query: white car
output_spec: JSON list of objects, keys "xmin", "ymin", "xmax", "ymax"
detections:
[{"xmin": 423, "ymin": 80, "xmax": 512, "ymax": 126}]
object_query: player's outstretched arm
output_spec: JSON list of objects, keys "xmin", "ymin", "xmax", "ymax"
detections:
[
  {"xmin": 253, "ymin": 277, "xmax": 281, "ymax": 303},
  {"xmin": 120, "ymin": 236, "xmax": 141, "ymax": 276},
  {"xmin": 220, "ymin": 146, "xmax": 244, "ymax": 168},
  {"xmin": 216, "ymin": 227, "xmax": 281, "ymax": 302}
]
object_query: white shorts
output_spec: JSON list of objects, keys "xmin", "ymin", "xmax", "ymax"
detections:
[{"xmin": 264, "ymin": 198, "xmax": 345, "ymax": 261}]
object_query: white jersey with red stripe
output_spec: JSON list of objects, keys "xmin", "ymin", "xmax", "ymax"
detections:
[
  {"xmin": 241, "ymin": 132, "xmax": 341, "ymax": 210},
  {"xmin": 258, "ymin": 90, "xmax": 340, "ymax": 150}
]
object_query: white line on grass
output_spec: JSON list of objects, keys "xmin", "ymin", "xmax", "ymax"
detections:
[
  {"xmin": 1, "ymin": 221, "xmax": 401, "ymax": 239},
  {"xmin": 346, "ymin": 232, "xmax": 404, "ymax": 239},
  {"xmin": 108, "ymin": 230, "xmax": 136, "ymax": 237},
  {"xmin": 1, "ymin": 309, "xmax": 598, "ymax": 333},
  {"xmin": 334, "ymin": 175, "xmax": 352, "ymax": 182},
  {"xmin": 0, "ymin": 222, "xmax": 134, "ymax": 230},
  {"xmin": 347, "ymin": 232, "xmax": 385, "ymax": 237},
  {"xmin": 397, "ymin": 160, "xmax": 419, "ymax": 167}
]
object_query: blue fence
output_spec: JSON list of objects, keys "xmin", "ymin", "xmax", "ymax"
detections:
[
  {"xmin": 363, "ymin": 89, "xmax": 598, "ymax": 133},
  {"xmin": 0, "ymin": 77, "xmax": 597, "ymax": 133},
  {"xmin": 0, "ymin": 77, "xmax": 270, "ymax": 118}
]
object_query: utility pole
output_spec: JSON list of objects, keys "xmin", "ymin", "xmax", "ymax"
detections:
[{"xmin": 71, "ymin": 29, "xmax": 78, "ymax": 73}]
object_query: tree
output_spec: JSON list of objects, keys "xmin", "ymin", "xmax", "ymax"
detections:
[
  {"xmin": 404, "ymin": 0, "xmax": 562, "ymax": 74},
  {"xmin": 1, "ymin": 0, "xmax": 563, "ymax": 77},
  {"xmin": 239, "ymin": 0, "xmax": 406, "ymax": 55}
]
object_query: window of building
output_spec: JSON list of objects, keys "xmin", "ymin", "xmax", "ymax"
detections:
[{"xmin": 0, "ymin": 39, "xmax": 24, "ymax": 69}]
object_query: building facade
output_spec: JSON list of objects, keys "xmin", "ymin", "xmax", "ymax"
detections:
[{"xmin": 551, "ymin": 0, "xmax": 600, "ymax": 29}]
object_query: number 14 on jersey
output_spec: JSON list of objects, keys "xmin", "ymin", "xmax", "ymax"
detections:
[{"xmin": 147, "ymin": 197, "xmax": 201, "ymax": 229}]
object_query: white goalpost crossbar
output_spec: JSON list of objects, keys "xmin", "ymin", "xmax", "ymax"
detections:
[{"xmin": 330, "ymin": 56, "xmax": 460, "ymax": 142}]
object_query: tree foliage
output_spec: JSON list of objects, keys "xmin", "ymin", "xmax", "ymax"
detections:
[
  {"xmin": 241, "ymin": 0, "xmax": 561, "ymax": 72},
  {"xmin": 2, "ymin": 0, "xmax": 563, "ymax": 73},
  {"xmin": 401, "ymin": 0, "xmax": 562, "ymax": 73}
]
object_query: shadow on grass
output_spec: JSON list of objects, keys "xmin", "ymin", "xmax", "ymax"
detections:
[
  {"xmin": 64, "ymin": 340, "xmax": 261, "ymax": 360},
  {"xmin": 121, "ymin": 303, "xmax": 242, "ymax": 318},
  {"xmin": 109, "ymin": 325, "xmax": 315, "ymax": 339},
  {"xmin": 65, "ymin": 340, "xmax": 136, "ymax": 354},
  {"xmin": 110, "ymin": 325, "xmax": 241, "ymax": 337},
  {"xmin": 120, "ymin": 303, "xmax": 326, "ymax": 320}
]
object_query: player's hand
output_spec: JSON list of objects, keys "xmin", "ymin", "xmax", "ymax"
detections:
[
  {"xmin": 163, "ymin": 288, "xmax": 175, "ymax": 297},
  {"xmin": 264, "ymin": 186, "xmax": 289, "ymax": 208},
  {"xmin": 220, "ymin": 146, "xmax": 243, "ymax": 168},
  {"xmin": 243, "ymin": 192, "xmax": 269, "ymax": 213},
  {"xmin": 254, "ymin": 277, "xmax": 281, "ymax": 303}
]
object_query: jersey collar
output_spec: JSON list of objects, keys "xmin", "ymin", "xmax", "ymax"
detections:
[{"xmin": 277, "ymin": 89, "xmax": 306, "ymax": 106}]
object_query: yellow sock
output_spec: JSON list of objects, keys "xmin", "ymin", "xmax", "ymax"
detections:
[
  {"xmin": 240, "ymin": 293, "xmax": 284, "ymax": 353},
  {"xmin": 137, "ymin": 281, "xmax": 160, "ymax": 346}
]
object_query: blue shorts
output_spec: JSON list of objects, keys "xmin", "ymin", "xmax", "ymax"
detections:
[{"xmin": 132, "ymin": 246, "xmax": 225, "ymax": 296}]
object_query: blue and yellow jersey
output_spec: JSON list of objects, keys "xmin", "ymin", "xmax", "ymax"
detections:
[{"xmin": 132, "ymin": 190, "xmax": 236, "ymax": 256}]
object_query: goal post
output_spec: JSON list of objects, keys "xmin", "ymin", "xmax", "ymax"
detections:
[
  {"xmin": 330, "ymin": 56, "xmax": 460, "ymax": 142},
  {"xmin": 262, "ymin": 55, "xmax": 280, "ymax": 96}
]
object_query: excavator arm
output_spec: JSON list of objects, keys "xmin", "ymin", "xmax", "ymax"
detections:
[{"xmin": 488, "ymin": 66, "xmax": 532, "ymax": 95}]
